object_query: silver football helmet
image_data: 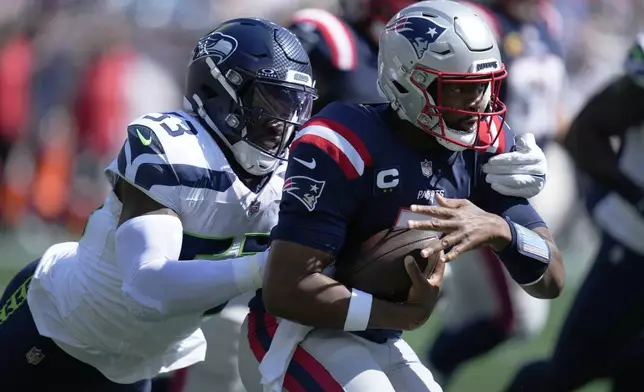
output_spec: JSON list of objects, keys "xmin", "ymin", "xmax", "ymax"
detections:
[{"xmin": 377, "ymin": 0, "xmax": 507, "ymax": 151}]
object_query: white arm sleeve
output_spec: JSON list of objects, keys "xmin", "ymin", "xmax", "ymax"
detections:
[{"xmin": 114, "ymin": 214, "xmax": 266, "ymax": 321}]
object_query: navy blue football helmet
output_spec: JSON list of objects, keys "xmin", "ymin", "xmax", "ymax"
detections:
[{"xmin": 185, "ymin": 18, "xmax": 317, "ymax": 176}]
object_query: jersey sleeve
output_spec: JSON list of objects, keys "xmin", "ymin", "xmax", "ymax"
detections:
[
  {"xmin": 477, "ymin": 190, "xmax": 547, "ymax": 230},
  {"xmin": 104, "ymin": 113, "xmax": 190, "ymax": 213},
  {"xmin": 271, "ymin": 117, "xmax": 371, "ymax": 256},
  {"xmin": 473, "ymin": 120, "xmax": 546, "ymax": 229}
]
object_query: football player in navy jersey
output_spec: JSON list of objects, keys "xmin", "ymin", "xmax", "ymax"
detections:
[
  {"xmin": 504, "ymin": 33, "xmax": 644, "ymax": 392},
  {"xmin": 237, "ymin": 2, "xmax": 565, "ymax": 391},
  {"xmin": 288, "ymin": 7, "xmax": 553, "ymax": 384}
]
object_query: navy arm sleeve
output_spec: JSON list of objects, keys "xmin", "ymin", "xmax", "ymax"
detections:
[
  {"xmin": 271, "ymin": 141, "xmax": 365, "ymax": 256},
  {"xmin": 477, "ymin": 189, "xmax": 547, "ymax": 230}
]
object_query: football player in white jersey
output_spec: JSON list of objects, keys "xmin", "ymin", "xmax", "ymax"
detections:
[{"xmin": 0, "ymin": 17, "xmax": 316, "ymax": 391}]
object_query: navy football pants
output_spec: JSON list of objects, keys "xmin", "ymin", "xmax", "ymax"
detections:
[
  {"xmin": 0, "ymin": 260, "xmax": 151, "ymax": 392},
  {"xmin": 506, "ymin": 233, "xmax": 644, "ymax": 392}
]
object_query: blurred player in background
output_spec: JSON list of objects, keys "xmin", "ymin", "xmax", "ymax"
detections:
[
  {"xmin": 423, "ymin": 0, "xmax": 567, "ymax": 386},
  {"xmin": 0, "ymin": 18, "xmax": 316, "ymax": 391},
  {"xmin": 237, "ymin": 2, "xmax": 564, "ymax": 391},
  {"xmin": 287, "ymin": 0, "xmax": 402, "ymax": 111},
  {"xmin": 504, "ymin": 33, "xmax": 644, "ymax": 392}
]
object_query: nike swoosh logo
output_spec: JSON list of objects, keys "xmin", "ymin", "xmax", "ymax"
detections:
[
  {"xmin": 293, "ymin": 157, "xmax": 316, "ymax": 169},
  {"xmin": 136, "ymin": 129, "xmax": 152, "ymax": 146}
]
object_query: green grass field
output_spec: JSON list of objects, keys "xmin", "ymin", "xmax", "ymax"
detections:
[
  {"xmin": 403, "ymin": 285, "xmax": 609, "ymax": 392},
  {"xmin": 0, "ymin": 228, "xmax": 610, "ymax": 392}
]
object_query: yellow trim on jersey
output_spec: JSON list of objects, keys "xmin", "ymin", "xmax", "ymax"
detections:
[
  {"xmin": 183, "ymin": 231, "xmax": 270, "ymax": 260},
  {"xmin": 0, "ymin": 275, "xmax": 32, "ymax": 325}
]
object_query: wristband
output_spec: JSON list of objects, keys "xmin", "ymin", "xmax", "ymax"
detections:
[
  {"xmin": 495, "ymin": 218, "xmax": 551, "ymax": 285},
  {"xmin": 343, "ymin": 289, "xmax": 373, "ymax": 331}
]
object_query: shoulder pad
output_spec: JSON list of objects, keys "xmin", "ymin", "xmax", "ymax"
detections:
[
  {"xmin": 478, "ymin": 115, "xmax": 515, "ymax": 154},
  {"xmin": 289, "ymin": 8, "xmax": 358, "ymax": 71},
  {"xmin": 291, "ymin": 103, "xmax": 374, "ymax": 179},
  {"xmin": 105, "ymin": 111, "xmax": 234, "ymax": 212}
]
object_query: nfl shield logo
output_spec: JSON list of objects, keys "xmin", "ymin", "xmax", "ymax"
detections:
[
  {"xmin": 421, "ymin": 160, "xmax": 433, "ymax": 178},
  {"xmin": 26, "ymin": 347, "xmax": 45, "ymax": 365},
  {"xmin": 248, "ymin": 200, "xmax": 261, "ymax": 217}
]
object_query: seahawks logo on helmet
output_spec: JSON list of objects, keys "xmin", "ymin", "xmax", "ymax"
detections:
[
  {"xmin": 385, "ymin": 16, "xmax": 446, "ymax": 60},
  {"xmin": 192, "ymin": 32, "xmax": 239, "ymax": 65}
]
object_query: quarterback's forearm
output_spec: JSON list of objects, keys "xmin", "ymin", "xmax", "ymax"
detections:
[
  {"xmin": 521, "ymin": 255, "xmax": 565, "ymax": 299},
  {"xmin": 115, "ymin": 214, "xmax": 265, "ymax": 320},
  {"xmin": 495, "ymin": 224, "xmax": 564, "ymax": 299},
  {"xmin": 517, "ymin": 226, "xmax": 565, "ymax": 299},
  {"xmin": 263, "ymin": 240, "xmax": 404, "ymax": 330}
]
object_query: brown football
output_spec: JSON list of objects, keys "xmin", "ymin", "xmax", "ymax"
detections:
[{"xmin": 335, "ymin": 228, "xmax": 441, "ymax": 302}]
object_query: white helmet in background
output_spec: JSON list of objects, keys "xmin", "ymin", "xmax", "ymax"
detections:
[{"xmin": 377, "ymin": 0, "xmax": 508, "ymax": 151}]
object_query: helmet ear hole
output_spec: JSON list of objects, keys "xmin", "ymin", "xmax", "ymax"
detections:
[
  {"xmin": 392, "ymin": 80, "xmax": 408, "ymax": 94},
  {"xmin": 427, "ymin": 81, "xmax": 438, "ymax": 100}
]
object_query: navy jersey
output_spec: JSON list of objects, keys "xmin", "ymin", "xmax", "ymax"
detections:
[
  {"xmin": 288, "ymin": 8, "xmax": 385, "ymax": 112},
  {"xmin": 249, "ymin": 103, "xmax": 547, "ymax": 343}
]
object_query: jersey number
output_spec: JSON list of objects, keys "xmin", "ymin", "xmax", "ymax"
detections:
[
  {"xmin": 180, "ymin": 232, "xmax": 271, "ymax": 261},
  {"xmin": 144, "ymin": 112, "xmax": 198, "ymax": 137},
  {"xmin": 181, "ymin": 233, "xmax": 270, "ymax": 315}
]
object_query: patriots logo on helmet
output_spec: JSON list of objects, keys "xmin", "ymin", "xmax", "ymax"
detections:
[
  {"xmin": 283, "ymin": 176, "xmax": 326, "ymax": 212},
  {"xmin": 385, "ymin": 16, "xmax": 446, "ymax": 59},
  {"xmin": 192, "ymin": 32, "xmax": 239, "ymax": 65}
]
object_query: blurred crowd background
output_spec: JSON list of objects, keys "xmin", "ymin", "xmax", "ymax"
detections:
[
  {"xmin": 0, "ymin": 0, "xmax": 640, "ymax": 258},
  {"xmin": 0, "ymin": 0, "xmax": 642, "ymax": 391}
]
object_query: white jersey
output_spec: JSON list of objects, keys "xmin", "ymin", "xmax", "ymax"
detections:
[{"xmin": 27, "ymin": 111, "xmax": 285, "ymax": 383}]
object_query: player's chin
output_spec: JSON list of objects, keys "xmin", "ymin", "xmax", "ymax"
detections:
[
  {"xmin": 458, "ymin": 119, "xmax": 478, "ymax": 133},
  {"xmin": 444, "ymin": 118, "xmax": 476, "ymax": 134},
  {"xmin": 255, "ymin": 140, "xmax": 280, "ymax": 154}
]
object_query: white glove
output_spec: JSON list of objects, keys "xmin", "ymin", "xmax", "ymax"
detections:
[{"xmin": 481, "ymin": 133, "xmax": 547, "ymax": 199}]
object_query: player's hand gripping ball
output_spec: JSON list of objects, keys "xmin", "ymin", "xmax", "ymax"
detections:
[
  {"xmin": 407, "ymin": 192, "xmax": 511, "ymax": 262},
  {"xmin": 334, "ymin": 228, "xmax": 442, "ymax": 302}
]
